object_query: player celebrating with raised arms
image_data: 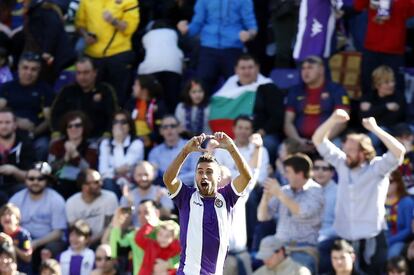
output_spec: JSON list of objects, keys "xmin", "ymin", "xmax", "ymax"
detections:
[{"xmin": 163, "ymin": 132, "xmax": 252, "ymax": 275}]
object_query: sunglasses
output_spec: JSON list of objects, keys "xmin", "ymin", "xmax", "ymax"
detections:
[
  {"xmin": 160, "ymin": 124, "xmax": 178, "ymax": 130},
  {"xmin": 87, "ymin": 180, "xmax": 102, "ymax": 185},
  {"xmin": 27, "ymin": 176, "xmax": 45, "ymax": 182},
  {"xmin": 313, "ymin": 166, "xmax": 331, "ymax": 171},
  {"xmin": 113, "ymin": 119, "xmax": 128, "ymax": 125},
  {"xmin": 95, "ymin": 256, "xmax": 112, "ymax": 262},
  {"xmin": 67, "ymin": 122, "xmax": 83, "ymax": 129}
]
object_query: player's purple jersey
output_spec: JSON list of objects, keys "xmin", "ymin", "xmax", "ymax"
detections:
[{"xmin": 170, "ymin": 181, "xmax": 241, "ymax": 275}]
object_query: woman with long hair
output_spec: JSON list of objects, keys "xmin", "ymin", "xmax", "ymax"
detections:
[{"xmin": 48, "ymin": 111, "xmax": 97, "ymax": 199}]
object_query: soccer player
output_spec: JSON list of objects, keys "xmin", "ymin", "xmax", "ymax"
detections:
[{"xmin": 163, "ymin": 132, "xmax": 252, "ymax": 274}]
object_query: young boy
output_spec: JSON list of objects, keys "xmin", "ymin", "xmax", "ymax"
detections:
[
  {"xmin": 0, "ymin": 203, "xmax": 32, "ymax": 274},
  {"xmin": 135, "ymin": 220, "xmax": 181, "ymax": 275},
  {"xmin": 59, "ymin": 220, "xmax": 95, "ymax": 275}
]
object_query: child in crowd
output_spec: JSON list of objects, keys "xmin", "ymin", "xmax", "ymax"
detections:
[
  {"xmin": 40, "ymin": 259, "xmax": 62, "ymax": 275},
  {"xmin": 175, "ymin": 78, "xmax": 210, "ymax": 138},
  {"xmin": 127, "ymin": 75, "xmax": 168, "ymax": 148},
  {"xmin": 0, "ymin": 203, "xmax": 32, "ymax": 274},
  {"xmin": 59, "ymin": 220, "xmax": 95, "ymax": 275},
  {"xmin": 135, "ymin": 220, "xmax": 181, "ymax": 275}
]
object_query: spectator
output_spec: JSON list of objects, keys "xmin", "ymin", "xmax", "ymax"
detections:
[
  {"xmin": 0, "ymin": 52, "xmax": 54, "ymax": 161},
  {"xmin": 385, "ymin": 170, "xmax": 414, "ymax": 259},
  {"xmin": 0, "ymin": 47, "xmax": 12, "ymax": 84},
  {"xmin": 48, "ymin": 111, "xmax": 98, "ymax": 200},
  {"xmin": 9, "ymin": 162, "xmax": 67, "ymax": 271},
  {"xmin": 258, "ymin": 153, "xmax": 324, "ymax": 274},
  {"xmin": 252, "ymin": 76, "xmax": 285, "ymax": 165},
  {"xmin": 269, "ymin": 0, "xmax": 299, "ymax": 68},
  {"xmin": 274, "ymin": 138, "xmax": 302, "ymax": 186},
  {"xmin": 40, "ymin": 259, "xmax": 62, "ymax": 275},
  {"xmin": 0, "ymin": 237, "xmax": 24, "ymax": 275},
  {"xmin": 387, "ymin": 256, "xmax": 409, "ymax": 275},
  {"xmin": 148, "ymin": 115, "xmax": 198, "ymax": 186},
  {"xmin": 360, "ymin": 66, "xmax": 406, "ymax": 152},
  {"xmin": 0, "ymin": 108, "xmax": 35, "ymax": 203},
  {"xmin": 120, "ymin": 161, "xmax": 174, "ymax": 226},
  {"xmin": 394, "ymin": 123, "xmax": 414, "ymax": 194},
  {"xmin": 135, "ymin": 220, "xmax": 181, "ymax": 275},
  {"xmin": 215, "ymin": 115, "xmax": 269, "ymax": 184},
  {"xmin": 138, "ymin": 20, "xmax": 184, "ymax": 113},
  {"xmin": 99, "ymin": 110, "xmax": 144, "ymax": 198},
  {"xmin": 0, "ymin": 204, "xmax": 32, "ymax": 274},
  {"xmin": 59, "ymin": 220, "xmax": 95, "ymax": 275},
  {"xmin": 24, "ymin": 0, "xmax": 76, "ymax": 83},
  {"xmin": 0, "ymin": 0, "xmax": 24, "ymax": 67},
  {"xmin": 126, "ymin": 75, "xmax": 168, "ymax": 148},
  {"xmin": 253, "ymin": 235, "xmax": 311, "ymax": 275},
  {"xmin": 75, "ymin": 0, "xmax": 139, "ymax": 105},
  {"xmin": 221, "ymin": 133, "xmax": 263, "ymax": 275},
  {"xmin": 292, "ymin": 0, "xmax": 336, "ymax": 63},
  {"xmin": 109, "ymin": 200, "xmax": 161, "ymax": 275},
  {"xmin": 90, "ymin": 244, "xmax": 119, "ymax": 275},
  {"xmin": 65, "ymin": 169, "xmax": 119, "ymax": 248},
  {"xmin": 163, "ymin": 133, "xmax": 252, "ymax": 274},
  {"xmin": 284, "ymin": 56, "xmax": 350, "ymax": 153},
  {"xmin": 313, "ymin": 157, "xmax": 338, "ymax": 274},
  {"xmin": 50, "ymin": 57, "xmax": 118, "ymax": 140},
  {"xmin": 355, "ymin": 0, "xmax": 414, "ymax": 96},
  {"xmin": 175, "ymin": 78, "xmax": 211, "ymax": 138},
  {"xmin": 177, "ymin": 0, "xmax": 257, "ymax": 95},
  {"xmin": 208, "ymin": 54, "xmax": 273, "ymax": 137},
  {"xmin": 329, "ymin": 239, "xmax": 363, "ymax": 275},
  {"xmin": 312, "ymin": 110, "xmax": 406, "ymax": 274}
]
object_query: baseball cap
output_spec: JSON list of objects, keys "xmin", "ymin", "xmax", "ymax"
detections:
[{"xmin": 256, "ymin": 236, "xmax": 284, "ymax": 260}]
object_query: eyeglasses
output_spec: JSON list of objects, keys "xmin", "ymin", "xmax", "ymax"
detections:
[
  {"xmin": 95, "ymin": 256, "xmax": 112, "ymax": 262},
  {"xmin": 313, "ymin": 166, "xmax": 331, "ymax": 171},
  {"xmin": 27, "ymin": 176, "xmax": 45, "ymax": 182},
  {"xmin": 67, "ymin": 122, "xmax": 83, "ymax": 129},
  {"xmin": 160, "ymin": 124, "xmax": 178, "ymax": 130},
  {"xmin": 113, "ymin": 119, "xmax": 128, "ymax": 125}
]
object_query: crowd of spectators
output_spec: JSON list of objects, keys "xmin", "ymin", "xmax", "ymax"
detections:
[{"xmin": 0, "ymin": 0, "xmax": 413, "ymax": 274}]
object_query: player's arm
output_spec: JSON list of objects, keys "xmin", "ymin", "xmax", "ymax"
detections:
[{"xmin": 163, "ymin": 134, "xmax": 207, "ymax": 194}]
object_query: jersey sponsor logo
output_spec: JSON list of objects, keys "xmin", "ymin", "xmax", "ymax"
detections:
[
  {"xmin": 215, "ymin": 198, "xmax": 223, "ymax": 208},
  {"xmin": 304, "ymin": 104, "xmax": 321, "ymax": 115},
  {"xmin": 311, "ymin": 18, "xmax": 323, "ymax": 37}
]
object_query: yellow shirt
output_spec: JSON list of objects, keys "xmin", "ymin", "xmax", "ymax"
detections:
[{"xmin": 75, "ymin": 0, "xmax": 139, "ymax": 57}]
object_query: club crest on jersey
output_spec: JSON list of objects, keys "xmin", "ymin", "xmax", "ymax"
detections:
[{"xmin": 215, "ymin": 198, "xmax": 223, "ymax": 208}]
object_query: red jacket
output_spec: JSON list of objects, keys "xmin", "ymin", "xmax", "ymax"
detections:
[
  {"xmin": 135, "ymin": 223, "xmax": 181, "ymax": 275},
  {"xmin": 354, "ymin": 0, "xmax": 414, "ymax": 54}
]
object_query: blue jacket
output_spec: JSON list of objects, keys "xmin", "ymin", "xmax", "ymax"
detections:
[{"xmin": 188, "ymin": 0, "xmax": 257, "ymax": 49}]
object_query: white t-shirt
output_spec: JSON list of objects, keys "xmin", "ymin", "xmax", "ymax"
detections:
[{"xmin": 66, "ymin": 190, "xmax": 119, "ymax": 238}]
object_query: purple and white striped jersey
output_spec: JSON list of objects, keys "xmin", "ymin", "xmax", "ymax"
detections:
[
  {"xmin": 170, "ymin": 181, "xmax": 242, "ymax": 275},
  {"xmin": 293, "ymin": 0, "xmax": 336, "ymax": 61}
]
